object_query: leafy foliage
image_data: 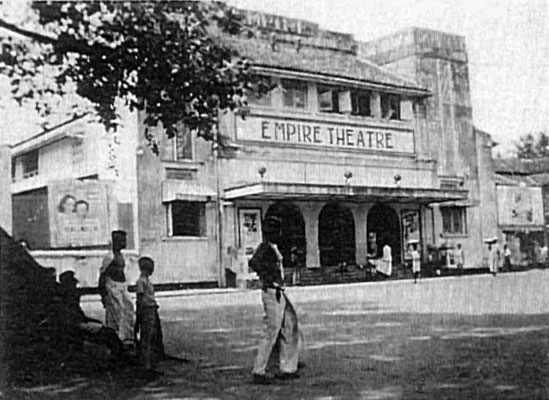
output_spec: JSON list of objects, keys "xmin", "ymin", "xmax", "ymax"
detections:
[
  {"xmin": 0, "ymin": 1, "xmax": 271, "ymax": 152},
  {"xmin": 515, "ymin": 132, "xmax": 549, "ymax": 159}
]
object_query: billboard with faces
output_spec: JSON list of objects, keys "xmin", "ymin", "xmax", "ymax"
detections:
[{"xmin": 48, "ymin": 180, "xmax": 110, "ymax": 248}]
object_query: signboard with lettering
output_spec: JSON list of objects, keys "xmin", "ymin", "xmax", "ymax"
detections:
[
  {"xmin": 497, "ymin": 185, "xmax": 544, "ymax": 227},
  {"xmin": 48, "ymin": 180, "xmax": 110, "ymax": 248},
  {"xmin": 236, "ymin": 116, "xmax": 415, "ymax": 154}
]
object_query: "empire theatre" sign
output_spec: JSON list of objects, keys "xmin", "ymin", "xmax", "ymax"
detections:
[{"xmin": 236, "ymin": 116, "xmax": 415, "ymax": 154}]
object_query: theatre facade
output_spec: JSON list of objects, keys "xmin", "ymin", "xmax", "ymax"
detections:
[
  {"xmin": 10, "ymin": 12, "xmax": 499, "ymax": 287},
  {"xmin": 137, "ymin": 19, "xmax": 498, "ymax": 286}
]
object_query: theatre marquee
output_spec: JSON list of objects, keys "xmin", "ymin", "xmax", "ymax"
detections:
[{"xmin": 236, "ymin": 115, "xmax": 415, "ymax": 154}]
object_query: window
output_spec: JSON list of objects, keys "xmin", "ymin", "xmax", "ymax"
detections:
[
  {"xmin": 167, "ymin": 201, "xmax": 206, "ymax": 237},
  {"xmin": 162, "ymin": 121, "xmax": 193, "ymax": 161},
  {"xmin": 381, "ymin": 94, "xmax": 401, "ymax": 120},
  {"xmin": 318, "ymin": 86, "xmax": 371, "ymax": 116},
  {"xmin": 247, "ymin": 77, "xmax": 272, "ymax": 107},
  {"xmin": 281, "ymin": 79, "xmax": 308, "ymax": 109},
  {"xmin": 21, "ymin": 150, "xmax": 39, "ymax": 179},
  {"xmin": 318, "ymin": 86, "xmax": 339, "ymax": 113},
  {"xmin": 441, "ymin": 207, "xmax": 467, "ymax": 235},
  {"xmin": 351, "ymin": 90, "xmax": 371, "ymax": 116}
]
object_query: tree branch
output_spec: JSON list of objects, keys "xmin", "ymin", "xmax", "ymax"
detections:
[{"xmin": 0, "ymin": 17, "xmax": 57, "ymax": 44}]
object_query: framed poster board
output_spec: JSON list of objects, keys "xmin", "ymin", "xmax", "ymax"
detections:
[
  {"xmin": 238, "ymin": 208, "xmax": 262, "ymax": 260},
  {"xmin": 401, "ymin": 209, "xmax": 421, "ymax": 261},
  {"xmin": 48, "ymin": 180, "xmax": 110, "ymax": 248}
]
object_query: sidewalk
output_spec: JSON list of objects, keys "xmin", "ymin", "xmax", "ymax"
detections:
[{"xmin": 81, "ymin": 268, "xmax": 537, "ymax": 303}]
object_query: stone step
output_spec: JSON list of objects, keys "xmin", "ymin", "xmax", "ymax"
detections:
[{"xmin": 283, "ymin": 264, "xmax": 416, "ymax": 287}]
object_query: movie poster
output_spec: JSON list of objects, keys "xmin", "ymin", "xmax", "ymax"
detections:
[
  {"xmin": 48, "ymin": 180, "xmax": 110, "ymax": 248},
  {"xmin": 402, "ymin": 210, "xmax": 421, "ymax": 260},
  {"xmin": 238, "ymin": 208, "xmax": 262, "ymax": 260}
]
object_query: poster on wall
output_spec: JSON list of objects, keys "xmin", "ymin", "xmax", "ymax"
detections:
[
  {"xmin": 401, "ymin": 210, "xmax": 421, "ymax": 260},
  {"xmin": 238, "ymin": 208, "xmax": 262, "ymax": 260},
  {"xmin": 48, "ymin": 180, "xmax": 110, "ymax": 248}
]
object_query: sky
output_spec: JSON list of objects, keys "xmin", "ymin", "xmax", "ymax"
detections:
[{"xmin": 1, "ymin": 0, "xmax": 548, "ymax": 155}]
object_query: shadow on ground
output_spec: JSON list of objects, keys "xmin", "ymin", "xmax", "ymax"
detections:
[{"xmin": 6, "ymin": 294, "xmax": 549, "ymax": 400}]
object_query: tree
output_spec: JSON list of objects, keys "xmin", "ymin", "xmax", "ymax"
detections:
[
  {"xmin": 0, "ymin": 1, "xmax": 270, "ymax": 153},
  {"xmin": 515, "ymin": 131, "xmax": 549, "ymax": 159}
]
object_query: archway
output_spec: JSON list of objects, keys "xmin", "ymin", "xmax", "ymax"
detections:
[
  {"xmin": 264, "ymin": 202, "xmax": 306, "ymax": 269},
  {"xmin": 318, "ymin": 202, "xmax": 356, "ymax": 266},
  {"xmin": 367, "ymin": 204, "xmax": 401, "ymax": 264}
]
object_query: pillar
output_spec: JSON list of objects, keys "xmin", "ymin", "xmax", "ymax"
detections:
[
  {"xmin": 371, "ymin": 92, "xmax": 381, "ymax": 120},
  {"xmin": 301, "ymin": 203, "xmax": 322, "ymax": 268},
  {"xmin": 351, "ymin": 204, "xmax": 368, "ymax": 266}
]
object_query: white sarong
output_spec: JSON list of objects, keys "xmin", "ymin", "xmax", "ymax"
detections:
[{"xmin": 104, "ymin": 278, "xmax": 135, "ymax": 343}]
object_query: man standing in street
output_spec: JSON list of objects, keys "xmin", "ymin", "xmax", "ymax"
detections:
[{"xmin": 249, "ymin": 216, "xmax": 301, "ymax": 384}]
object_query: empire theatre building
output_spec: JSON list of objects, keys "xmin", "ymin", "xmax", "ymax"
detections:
[
  {"xmin": 136, "ymin": 11, "xmax": 498, "ymax": 287},
  {"xmin": 208, "ymin": 13, "xmax": 498, "ymax": 285}
]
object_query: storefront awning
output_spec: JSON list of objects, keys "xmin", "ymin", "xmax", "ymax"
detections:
[
  {"xmin": 500, "ymin": 225, "xmax": 545, "ymax": 232},
  {"xmin": 162, "ymin": 180, "xmax": 217, "ymax": 202},
  {"xmin": 224, "ymin": 182, "xmax": 468, "ymax": 204}
]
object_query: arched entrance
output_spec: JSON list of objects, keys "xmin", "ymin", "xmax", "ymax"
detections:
[
  {"xmin": 367, "ymin": 204, "xmax": 401, "ymax": 264},
  {"xmin": 264, "ymin": 202, "xmax": 306, "ymax": 269},
  {"xmin": 318, "ymin": 202, "xmax": 356, "ymax": 266}
]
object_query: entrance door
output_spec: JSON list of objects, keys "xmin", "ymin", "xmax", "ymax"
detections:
[
  {"xmin": 265, "ymin": 202, "xmax": 306, "ymax": 269},
  {"xmin": 367, "ymin": 204, "xmax": 401, "ymax": 264},
  {"xmin": 318, "ymin": 202, "xmax": 356, "ymax": 266}
]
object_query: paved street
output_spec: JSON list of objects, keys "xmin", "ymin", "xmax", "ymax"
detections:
[{"xmin": 15, "ymin": 271, "xmax": 549, "ymax": 399}]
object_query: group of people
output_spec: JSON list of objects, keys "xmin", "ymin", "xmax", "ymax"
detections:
[
  {"xmin": 43, "ymin": 230, "xmax": 164, "ymax": 377},
  {"xmin": 97, "ymin": 230, "xmax": 165, "ymax": 376}
]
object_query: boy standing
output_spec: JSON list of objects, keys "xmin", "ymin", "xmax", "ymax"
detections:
[
  {"xmin": 410, "ymin": 241, "xmax": 421, "ymax": 283},
  {"xmin": 135, "ymin": 257, "xmax": 165, "ymax": 374}
]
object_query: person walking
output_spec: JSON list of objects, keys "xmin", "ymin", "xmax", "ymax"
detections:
[
  {"xmin": 455, "ymin": 243, "xmax": 465, "ymax": 276},
  {"xmin": 99, "ymin": 230, "xmax": 135, "ymax": 345},
  {"xmin": 409, "ymin": 240, "xmax": 420, "ymax": 283},
  {"xmin": 249, "ymin": 216, "xmax": 301, "ymax": 384}
]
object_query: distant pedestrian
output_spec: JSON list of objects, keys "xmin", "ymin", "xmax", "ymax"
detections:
[
  {"xmin": 455, "ymin": 244, "xmax": 464, "ymax": 276},
  {"xmin": 487, "ymin": 237, "xmax": 499, "ymax": 276},
  {"xmin": 99, "ymin": 230, "xmax": 135, "ymax": 345},
  {"xmin": 249, "ymin": 216, "xmax": 301, "ymax": 384},
  {"xmin": 135, "ymin": 256, "xmax": 165, "ymax": 375},
  {"xmin": 409, "ymin": 240, "xmax": 420, "ymax": 283},
  {"xmin": 379, "ymin": 243, "xmax": 392, "ymax": 277},
  {"xmin": 503, "ymin": 244, "xmax": 512, "ymax": 272},
  {"xmin": 291, "ymin": 246, "xmax": 303, "ymax": 285}
]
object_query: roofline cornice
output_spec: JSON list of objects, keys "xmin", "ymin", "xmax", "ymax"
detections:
[{"xmin": 253, "ymin": 65, "xmax": 431, "ymax": 97}]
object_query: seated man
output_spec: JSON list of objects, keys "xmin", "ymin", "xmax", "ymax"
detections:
[{"xmin": 58, "ymin": 270, "xmax": 123, "ymax": 357}]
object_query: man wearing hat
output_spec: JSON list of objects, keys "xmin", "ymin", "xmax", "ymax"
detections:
[
  {"xmin": 249, "ymin": 216, "xmax": 301, "ymax": 384},
  {"xmin": 486, "ymin": 237, "xmax": 500, "ymax": 276},
  {"xmin": 99, "ymin": 230, "xmax": 135, "ymax": 344}
]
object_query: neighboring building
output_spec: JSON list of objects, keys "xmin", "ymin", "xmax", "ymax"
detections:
[
  {"xmin": 10, "ymin": 112, "xmax": 141, "ymax": 287},
  {"xmin": 0, "ymin": 145, "xmax": 12, "ymax": 234},
  {"xmin": 10, "ymin": 11, "xmax": 498, "ymax": 287},
  {"xmin": 494, "ymin": 158, "xmax": 548, "ymax": 266}
]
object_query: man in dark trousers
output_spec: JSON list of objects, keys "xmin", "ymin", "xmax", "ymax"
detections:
[{"xmin": 249, "ymin": 216, "xmax": 301, "ymax": 384}]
